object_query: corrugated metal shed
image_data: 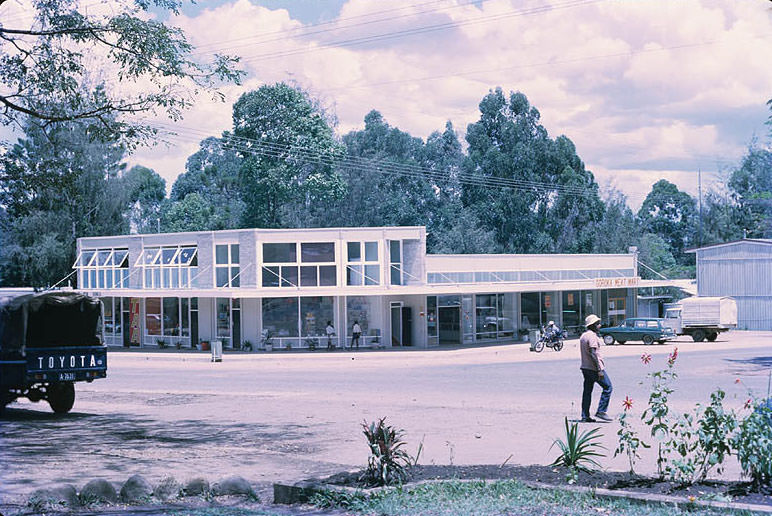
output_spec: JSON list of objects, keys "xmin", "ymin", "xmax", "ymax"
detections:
[{"xmin": 688, "ymin": 239, "xmax": 772, "ymax": 330}]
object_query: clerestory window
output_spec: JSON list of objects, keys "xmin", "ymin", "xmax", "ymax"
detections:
[
  {"xmin": 140, "ymin": 245, "xmax": 198, "ymax": 289},
  {"xmin": 73, "ymin": 248, "xmax": 129, "ymax": 289}
]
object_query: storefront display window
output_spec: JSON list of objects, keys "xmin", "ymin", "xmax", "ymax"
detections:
[
  {"xmin": 346, "ymin": 296, "xmax": 380, "ymax": 346},
  {"xmin": 562, "ymin": 291, "xmax": 581, "ymax": 335},
  {"xmin": 520, "ymin": 292, "xmax": 540, "ymax": 330}
]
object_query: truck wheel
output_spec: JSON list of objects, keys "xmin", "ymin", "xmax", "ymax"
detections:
[
  {"xmin": 692, "ymin": 330, "xmax": 706, "ymax": 342},
  {"xmin": 603, "ymin": 335, "xmax": 615, "ymax": 345},
  {"xmin": 47, "ymin": 383, "xmax": 75, "ymax": 414},
  {"xmin": 707, "ymin": 332, "xmax": 718, "ymax": 342}
]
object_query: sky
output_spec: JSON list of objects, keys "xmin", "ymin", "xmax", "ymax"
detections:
[{"xmin": 5, "ymin": 0, "xmax": 772, "ymax": 209}]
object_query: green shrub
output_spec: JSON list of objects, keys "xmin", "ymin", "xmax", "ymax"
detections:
[
  {"xmin": 614, "ymin": 403, "xmax": 649, "ymax": 475},
  {"xmin": 665, "ymin": 388, "xmax": 736, "ymax": 485},
  {"xmin": 550, "ymin": 417, "xmax": 605, "ymax": 483},
  {"xmin": 361, "ymin": 417, "xmax": 413, "ymax": 486},
  {"xmin": 733, "ymin": 400, "xmax": 772, "ymax": 488}
]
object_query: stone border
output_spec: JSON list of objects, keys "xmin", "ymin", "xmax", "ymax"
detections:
[{"xmin": 273, "ymin": 478, "xmax": 772, "ymax": 514}]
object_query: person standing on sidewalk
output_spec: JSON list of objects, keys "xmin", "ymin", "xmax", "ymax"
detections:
[
  {"xmin": 351, "ymin": 320, "xmax": 362, "ymax": 350},
  {"xmin": 326, "ymin": 321, "xmax": 336, "ymax": 350},
  {"xmin": 579, "ymin": 314, "xmax": 612, "ymax": 422}
]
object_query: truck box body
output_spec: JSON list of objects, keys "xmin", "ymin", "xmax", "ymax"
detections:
[
  {"xmin": 680, "ymin": 296, "xmax": 737, "ymax": 329},
  {"xmin": 1, "ymin": 291, "xmax": 106, "ymax": 413}
]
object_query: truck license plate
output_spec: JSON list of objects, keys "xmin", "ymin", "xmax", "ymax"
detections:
[{"xmin": 59, "ymin": 372, "xmax": 76, "ymax": 381}]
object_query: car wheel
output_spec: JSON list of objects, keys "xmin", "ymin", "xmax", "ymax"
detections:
[
  {"xmin": 642, "ymin": 335, "xmax": 654, "ymax": 345},
  {"xmin": 618, "ymin": 340, "xmax": 627, "ymax": 345},
  {"xmin": 707, "ymin": 332, "xmax": 718, "ymax": 342},
  {"xmin": 603, "ymin": 335, "xmax": 615, "ymax": 345},
  {"xmin": 47, "ymin": 383, "xmax": 75, "ymax": 414},
  {"xmin": 692, "ymin": 329, "xmax": 706, "ymax": 342}
]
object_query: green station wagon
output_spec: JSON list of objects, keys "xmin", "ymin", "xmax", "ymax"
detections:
[{"xmin": 599, "ymin": 318, "xmax": 676, "ymax": 345}]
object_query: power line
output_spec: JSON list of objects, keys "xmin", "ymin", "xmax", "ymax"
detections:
[
  {"xmin": 192, "ymin": 0, "xmax": 483, "ymax": 56},
  {"xmin": 152, "ymin": 122, "xmax": 598, "ymax": 197},
  {"xmin": 236, "ymin": 0, "xmax": 605, "ymax": 64}
]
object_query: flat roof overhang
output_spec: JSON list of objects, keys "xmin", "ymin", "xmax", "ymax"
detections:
[{"xmin": 77, "ymin": 276, "xmax": 648, "ymax": 298}]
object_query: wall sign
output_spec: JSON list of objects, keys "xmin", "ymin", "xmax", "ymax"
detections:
[{"xmin": 594, "ymin": 277, "xmax": 640, "ymax": 288}]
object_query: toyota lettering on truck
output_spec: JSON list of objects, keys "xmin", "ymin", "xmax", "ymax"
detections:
[{"xmin": 0, "ymin": 291, "xmax": 107, "ymax": 414}]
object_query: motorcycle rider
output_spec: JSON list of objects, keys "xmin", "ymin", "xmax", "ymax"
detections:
[{"xmin": 545, "ymin": 320, "xmax": 561, "ymax": 343}]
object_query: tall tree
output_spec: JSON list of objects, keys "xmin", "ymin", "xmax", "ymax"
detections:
[
  {"xmin": 232, "ymin": 83, "xmax": 346, "ymax": 228},
  {"xmin": 0, "ymin": 0, "xmax": 242, "ymax": 146},
  {"xmin": 637, "ymin": 179, "xmax": 697, "ymax": 264},
  {"xmin": 728, "ymin": 146, "xmax": 772, "ymax": 239},
  {"xmin": 166, "ymin": 136, "xmax": 244, "ymax": 231},
  {"xmin": 332, "ymin": 110, "xmax": 438, "ymax": 232},
  {"xmin": 0, "ymin": 118, "xmax": 127, "ymax": 287},
  {"xmin": 123, "ymin": 165, "xmax": 166, "ymax": 233},
  {"xmin": 593, "ymin": 188, "xmax": 637, "ymax": 254},
  {"xmin": 463, "ymin": 88, "xmax": 603, "ymax": 253}
]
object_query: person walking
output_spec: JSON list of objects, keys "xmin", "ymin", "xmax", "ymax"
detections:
[
  {"xmin": 351, "ymin": 320, "xmax": 362, "ymax": 350},
  {"xmin": 326, "ymin": 321, "xmax": 336, "ymax": 350},
  {"xmin": 579, "ymin": 314, "xmax": 612, "ymax": 422}
]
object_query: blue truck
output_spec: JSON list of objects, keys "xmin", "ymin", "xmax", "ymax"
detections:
[{"xmin": 0, "ymin": 291, "xmax": 107, "ymax": 414}]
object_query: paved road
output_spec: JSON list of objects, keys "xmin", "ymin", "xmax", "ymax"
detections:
[{"xmin": 1, "ymin": 332, "xmax": 771, "ymax": 504}]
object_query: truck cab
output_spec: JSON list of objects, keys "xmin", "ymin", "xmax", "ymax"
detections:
[{"xmin": 0, "ymin": 291, "xmax": 107, "ymax": 414}]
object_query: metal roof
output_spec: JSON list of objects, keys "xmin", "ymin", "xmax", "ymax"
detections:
[{"xmin": 685, "ymin": 238, "xmax": 772, "ymax": 253}]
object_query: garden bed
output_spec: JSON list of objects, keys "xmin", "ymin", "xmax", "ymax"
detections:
[{"xmin": 319, "ymin": 464, "xmax": 772, "ymax": 507}]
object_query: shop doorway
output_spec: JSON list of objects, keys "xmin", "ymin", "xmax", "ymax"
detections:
[
  {"xmin": 608, "ymin": 296, "xmax": 626, "ymax": 326},
  {"xmin": 391, "ymin": 302, "xmax": 403, "ymax": 346},
  {"xmin": 438, "ymin": 306, "xmax": 460, "ymax": 344}
]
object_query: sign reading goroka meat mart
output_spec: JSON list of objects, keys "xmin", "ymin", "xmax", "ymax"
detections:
[{"xmin": 594, "ymin": 277, "xmax": 641, "ymax": 288}]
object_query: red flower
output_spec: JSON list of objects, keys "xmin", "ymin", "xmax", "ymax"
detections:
[
  {"xmin": 668, "ymin": 347, "xmax": 679, "ymax": 365},
  {"xmin": 735, "ymin": 378, "xmax": 742, "ymax": 384},
  {"xmin": 745, "ymin": 399, "xmax": 753, "ymax": 410},
  {"xmin": 623, "ymin": 396, "xmax": 634, "ymax": 411},
  {"xmin": 641, "ymin": 353, "xmax": 652, "ymax": 365}
]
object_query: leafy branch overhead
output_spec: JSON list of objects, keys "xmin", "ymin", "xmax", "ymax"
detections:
[{"xmin": 0, "ymin": 0, "xmax": 244, "ymax": 145}]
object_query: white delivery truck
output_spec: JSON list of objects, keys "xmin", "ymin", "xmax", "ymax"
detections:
[{"xmin": 663, "ymin": 297, "xmax": 737, "ymax": 342}]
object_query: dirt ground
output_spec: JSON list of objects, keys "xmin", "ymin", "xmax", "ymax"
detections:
[{"xmin": 1, "ymin": 332, "xmax": 771, "ymax": 508}]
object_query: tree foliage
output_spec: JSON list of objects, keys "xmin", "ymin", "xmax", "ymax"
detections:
[
  {"xmin": 232, "ymin": 83, "xmax": 346, "ymax": 228},
  {"xmin": 463, "ymin": 88, "xmax": 604, "ymax": 254},
  {"xmin": 0, "ymin": 0, "xmax": 243, "ymax": 146}
]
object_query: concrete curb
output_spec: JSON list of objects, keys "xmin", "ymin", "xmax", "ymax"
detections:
[{"xmin": 273, "ymin": 478, "xmax": 772, "ymax": 514}]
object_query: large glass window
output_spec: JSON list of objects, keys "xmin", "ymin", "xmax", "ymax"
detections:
[
  {"xmin": 346, "ymin": 296, "xmax": 381, "ymax": 347},
  {"xmin": 74, "ymin": 248, "xmax": 130, "ymax": 289},
  {"xmin": 498, "ymin": 293, "xmax": 516, "ymax": 338},
  {"xmin": 140, "ymin": 245, "xmax": 198, "ymax": 289},
  {"xmin": 540, "ymin": 291, "xmax": 561, "ymax": 329},
  {"xmin": 146, "ymin": 297, "xmax": 161, "ymax": 336},
  {"xmin": 215, "ymin": 244, "xmax": 240, "ymax": 288},
  {"xmin": 347, "ymin": 241, "xmax": 380, "ymax": 286},
  {"xmin": 163, "ymin": 297, "xmax": 180, "ymax": 336},
  {"xmin": 389, "ymin": 240, "xmax": 401, "ymax": 285},
  {"xmin": 301, "ymin": 297, "xmax": 334, "ymax": 339},
  {"xmin": 262, "ymin": 297, "xmax": 300, "ymax": 341},
  {"xmin": 520, "ymin": 292, "xmax": 540, "ymax": 330},
  {"xmin": 262, "ymin": 242, "xmax": 335, "ymax": 288},
  {"xmin": 562, "ymin": 291, "xmax": 581, "ymax": 335},
  {"xmin": 475, "ymin": 294, "xmax": 497, "ymax": 340}
]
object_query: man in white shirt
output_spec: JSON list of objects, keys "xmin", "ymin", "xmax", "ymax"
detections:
[
  {"xmin": 579, "ymin": 314, "xmax": 613, "ymax": 422},
  {"xmin": 351, "ymin": 320, "xmax": 362, "ymax": 350}
]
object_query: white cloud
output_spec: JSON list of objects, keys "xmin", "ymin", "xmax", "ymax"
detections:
[{"xmin": 7, "ymin": 0, "xmax": 769, "ymax": 204}]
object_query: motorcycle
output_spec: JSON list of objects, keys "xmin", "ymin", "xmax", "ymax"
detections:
[{"xmin": 533, "ymin": 326, "xmax": 566, "ymax": 352}]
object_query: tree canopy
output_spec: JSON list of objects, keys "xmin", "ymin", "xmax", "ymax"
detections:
[{"xmin": 0, "ymin": 0, "xmax": 243, "ymax": 146}]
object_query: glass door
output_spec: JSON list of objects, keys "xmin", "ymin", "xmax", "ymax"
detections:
[{"xmin": 390, "ymin": 301, "xmax": 402, "ymax": 346}]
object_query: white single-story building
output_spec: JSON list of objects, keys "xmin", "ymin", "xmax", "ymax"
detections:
[{"xmin": 75, "ymin": 226, "xmax": 648, "ymax": 349}]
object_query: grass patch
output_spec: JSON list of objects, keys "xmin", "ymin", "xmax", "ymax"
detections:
[{"xmin": 311, "ymin": 479, "xmax": 762, "ymax": 516}]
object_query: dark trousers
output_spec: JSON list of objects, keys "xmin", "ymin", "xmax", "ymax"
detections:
[
  {"xmin": 351, "ymin": 333, "xmax": 360, "ymax": 349},
  {"xmin": 581, "ymin": 368, "xmax": 612, "ymax": 418}
]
